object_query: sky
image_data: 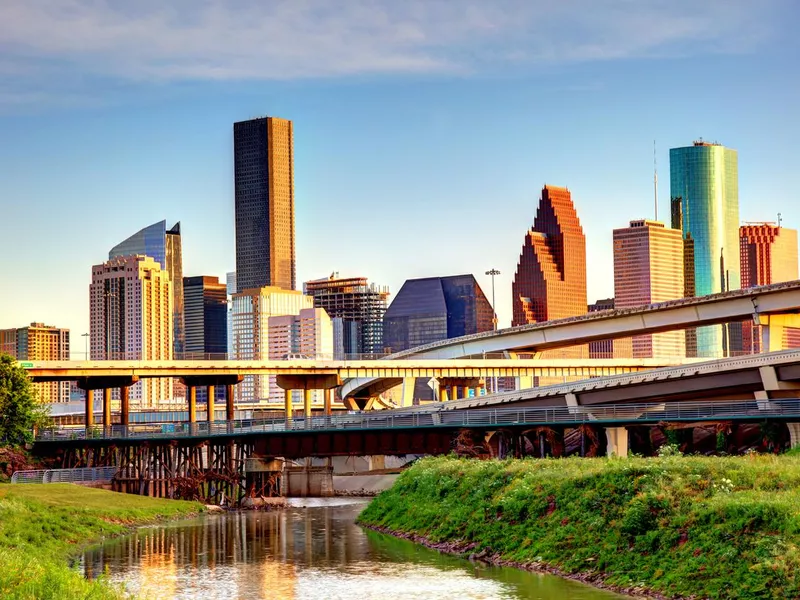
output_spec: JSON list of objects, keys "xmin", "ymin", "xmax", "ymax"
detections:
[{"xmin": 0, "ymin": 0, "xmax": 798, "ymax": 358}]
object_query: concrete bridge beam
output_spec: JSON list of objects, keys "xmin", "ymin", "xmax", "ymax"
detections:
[{"xmin": 605, "ymin": 427, "xmax": 628, "ymax": 458}]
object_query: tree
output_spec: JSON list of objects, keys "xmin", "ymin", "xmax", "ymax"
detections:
[{"xmin": 0, "ymin": 353, "xmax": 49, "ymax": 446}]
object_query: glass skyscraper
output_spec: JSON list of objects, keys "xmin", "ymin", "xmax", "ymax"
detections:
[{"xmin": 670, "ymin": 141, "xmax": 740, "ymax": 357}]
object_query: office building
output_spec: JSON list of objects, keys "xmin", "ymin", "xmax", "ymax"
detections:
[
  {"xmin": 234, "ymin": 116, "xmax": 295, "ymax": 292},
  {"xmin": 90, "ymin": 255, "xmax": 173, "ymax": 406},
  {"xmin": 304, "ymin": 274, "xmax": 389, "ymax": 358},
  {"xmin": 670, "ymin": 140, "xmax": 740, "ymax": 357},
  {"xmin": 383, "ymin": 275, "xmax": 493, "ymax": 353},
  {"xmin": 183, "ymin": 276, "xmax": 228, "ymax": 356},
  {"xmin": 0, "ymin": 323, "xmax": 70, "ymax": 403},
  {"xmin": 109, "ymin": 220, "xmax": 184, "ymax": 355},
  {"xmin": 588, "ymin": 298, "xmax": 614, "ymax": 359},
  {"xmin": 230, "ymin": 286, "xmax": 314, "ymax": 403},
  {"xmin": 613, "ymin": 220, "xmax": 685, "ymax": 358},
  {"xmin": 512, "ymin": 185, "xmax": 587, "ymax": 326},
  {"xmin": 740, "ymin": 224, "xmax": 800, "ymax": 352}
]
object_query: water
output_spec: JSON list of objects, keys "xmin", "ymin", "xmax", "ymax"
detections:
[{"xmin": 81, "ymin": 499, "xmax": 622, "ymax": 599}]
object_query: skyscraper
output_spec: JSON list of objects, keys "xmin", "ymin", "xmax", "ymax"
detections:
[
  {"xmin": 90, "ymin": 255, "xmax": 173, "ymax": 406},
  {"xmin": 740, "ymin": 223, "xmax": 799, "ymax": 352},
  {"xmin": 183, "ymin": 276, "xmax": 228, "ymax": 357},
  {"xmin": 382, "ymin": 275, "xmax": 493, "ymax": 353},
  {"xmin": 512, "ymin": 185, "xmax": 587, "ymax": 326},
  {"xmin": 304, "ymin": 274, "xmax": 389, "ymax": 357},
  {"xmin": 226, "ymin": 271, "xmax": 236, "ymax": 358},
  {"xmin": 0, "ymin": 323, "xmax": 70, "ymax": 403},
  {"xmin": 234, "ymin": 116, "xmax": 295, "ymax": 292},
  {"xmin": 613, "ymin": 220, "xmax": 685, "ymax": 358},
  {"xmin": 109, "ymin": 220, "xmax": 184, "ymax": 355},
  {"xmin": 670, "ymin": 141, "xmax": 740, "ymax": 357}
]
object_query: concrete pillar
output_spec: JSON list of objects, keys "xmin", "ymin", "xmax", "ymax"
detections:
[
  {"xmin": 324, "ymin": 388, "xmax": 333, "ymax": 416},
  {"xmin": 605, "ymin": 427, "xmax": 629, "ymax": 458},
  {"xmin": 284, "ymin": 389, "xmax": 293, "ymax": 425},
  {"xmin": 207, "ymin": 385, "xmax": 216, "ymax": 423},
  {"xmin": 103, "ymin": 388, "xmax": 112, "ymax": 429},
  {"xmin": 304, "ymin": 389, "xmax": 312, "ymax": 419},
  {"xmin": 787, "ymin": 423, "xmax": 800, "ymax": 449},
  {"xmin": 188, "ymin": 386, "xmax": 197, "ymax": 423},
  {"xmin": 226, "ymin": 384, "xmax": 235, "ymax": 421},
  {"xmin": 758, "ymin": 314, "xmax": 800, "ymax": 353},
  {"xmin": 517, "ymin": 375, "xmax": 534, "ymax": 390},
  {"xmin": 401, "ymin": 377, "xmax": 415, "ymax": 407},
  {"xmin": 120, "ymin": 386, "xmax": 130, "ymax": 427},
  {"xmin": 440, "ymin": 387, "xmax": 449, "ymax": 402},
  {"xmin": 85, "ymin": 389, "xmax": 95, "ymax": 429}
]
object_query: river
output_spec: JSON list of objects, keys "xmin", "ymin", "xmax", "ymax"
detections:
[{"xmin": 81, "ymin": 499, "xmax": 622, "ymax": 599}]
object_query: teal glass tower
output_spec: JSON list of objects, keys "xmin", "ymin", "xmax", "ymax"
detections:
[{"xmin": 670, "ymin": 141, "xmax": 740, "ymax": 357}]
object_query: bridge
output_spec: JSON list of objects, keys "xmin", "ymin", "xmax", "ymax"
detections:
[{"xmin": 341, "ymin": 280, "xmax": 800, "ymax": 399}]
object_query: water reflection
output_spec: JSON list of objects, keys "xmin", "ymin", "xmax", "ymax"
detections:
[{"xmin": 82, "ymin": 501, "xmax": 621, "ymax": 599}]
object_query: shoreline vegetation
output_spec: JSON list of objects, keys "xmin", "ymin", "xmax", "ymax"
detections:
[
  {"xmin": 357, "ymin": 454, "xmax": 800, "ymax": 600},
  {"xmin": 0, "ymin": 484, "xmax": 202, "ymax": 600}
]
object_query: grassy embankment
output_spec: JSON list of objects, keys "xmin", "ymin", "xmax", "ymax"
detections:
[
  {"xmin": 0, "ymin": 484, "xmax": 201, "ymax": 600},
  {"xmin": 359, "ymin": 454, "xmax": 800, "ymax": 599}
]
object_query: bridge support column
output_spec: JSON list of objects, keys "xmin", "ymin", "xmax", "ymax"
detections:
[
  {"xmin": 103, "ymin": 388, "xmax": 112, "ymax": 430},
  {"xmin": 85, "ymin": 389, "xmax": 95, "ymax": 430},
  {"xmin": 440, "ymin": 387, "xmax": 449, "ymax": 402},
  {"xmin": 120, "ymin": 386, "xmax": 130, "ymax": 427},
  {"xmin": 324, "ymin": 389, "xmax": 333, "ymax": 416},
  {"xmin": 757, "ymin": 314, "xmax": 800, "ymax": 352},
  {"xmin": 188, "ymin": 386, "xmax": 197, "ymax": 423},
  {"xmin": 304, "ymin": 389, "xmax": 312, "ymax": 421},
  {"xmin": 207, "ymin": 385, "xmax": 216, "ymax": 423},
  {"xmin": 605, "ymin": 427, "xmax": 628, "ymax": 458},
  {"xmin": 787, "ymin": 423, "xmax": 800, "ymax": 449},
  {"xmin": 226, "ymin": 384, "xmax": 235, "ymax": 421},
  {"xmin": 284, "ymin": 389, "xmax": 293, "ymax": 425}
]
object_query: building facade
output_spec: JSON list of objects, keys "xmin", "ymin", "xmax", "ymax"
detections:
[
  {"xmin": 109, "ymin": 220, "xmax": 184, "ymax": 355},
  {"xmin": 612, "ymin": 220, "xmax": 685, "ymax": 358},
  {"xmin": 512, "ymin": 185, "xmax": 587, "ymax": 326},
  {"xmin": 382, "ymin": 275, "xmax": 493, "ymax": 353},
  {"xmin": 303, "ymin": 274, "xmax": 389, "ymax": 358},
  {"xmin": 90, "ymin": 255, "xmax": 173, "ymax": 406},
  {"xmin": 183, "ymin": 276, "xmax": 228, "ymax": 356},
  {"xmin": 0, "ymin": 323, "xmax": 70, "ymax": 403},
  {"xmin": 230, "ymin": 286, "xmax": 314, "ymax": 403},
  {"xmin": 670, "ymin": 141, "xmax": 740, "ymax": 357},
  {"xmin": 234, "ymin": 116, "xmax": 295, "ymax": 292},
  {"xmin": 740, "ymin": 224, "xmax": 800, "ymax": 353}
]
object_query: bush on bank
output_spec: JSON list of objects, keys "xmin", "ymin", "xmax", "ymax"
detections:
[
  {"xmin": 0, "ymin": 484, "xmax": 201, "ymax": 599},
  {"xmin": 358, "ymin": 454, "xmax": 800, "ymax": 599}
]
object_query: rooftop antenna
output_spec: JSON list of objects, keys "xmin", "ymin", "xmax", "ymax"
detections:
[
  {"xmin": 653, "ymin": 140, "xmax": 658, "ymax": 221},
  {"xmin": 778, "ymin": 212, "xmax": 783, "ymax": 227}
]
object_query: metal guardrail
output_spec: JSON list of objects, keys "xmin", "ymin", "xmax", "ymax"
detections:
[
  {"xmin": 11, "ymin": 467, "xmax": 118, "ymax": 484},
  {"xmin": 34, "ymin": 399, "xmax": 800, "ymax": 443}
]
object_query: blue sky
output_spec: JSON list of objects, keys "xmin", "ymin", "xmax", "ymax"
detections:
[{"xmin": 0, "ymin": 0, "xmax": 798, "ymax": 355}]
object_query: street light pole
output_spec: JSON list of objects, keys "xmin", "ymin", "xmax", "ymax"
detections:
[
  {"xmin": 81, "ymin": 333, "xmax": 89, "ymax": 360},
  {"xmin": 485, "ymin": 268, "xmax": 500, "ymax": 331}
]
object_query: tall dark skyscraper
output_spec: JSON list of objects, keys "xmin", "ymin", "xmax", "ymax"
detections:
[
  {"xmin": 183, "ymin": 276, "xmax": 228, "ymax": 356},
  {"xmin": 234, "ymin": 116, "xmax": 295, "ymax": 292}
]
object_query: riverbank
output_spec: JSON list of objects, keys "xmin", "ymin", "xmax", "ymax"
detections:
[
  {"xmin": 358, "ymin": 454, "xmax": 800, "ymax": 599},
  {"xmin": 0, "ymin": 484, "xmax": 202, "ymax": 599}
]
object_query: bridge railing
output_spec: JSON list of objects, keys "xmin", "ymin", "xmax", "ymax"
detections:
[
  {"xmin": 33, "ymin": 398, "xmax": 800, "ymax": 442},
  {"xmin": 11, "ymin": 467, "xmax": 118, "ymax": 484}
]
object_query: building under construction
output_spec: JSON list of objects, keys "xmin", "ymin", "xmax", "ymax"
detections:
[{"xmin": 303, "ymin": 274, "xmax": 390, "ymax": 358}]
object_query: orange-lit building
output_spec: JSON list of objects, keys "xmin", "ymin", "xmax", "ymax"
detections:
[
  {"xmin": 613, "ymin": 220, "xmax": 685, "ymax": 358},
  {"xmin": 740, "ymin": 224, "xmax": 799, "ymax": 352},
  {"xmin": 512, "ymin": 185, "xmax": 587, "ymax": 326},
  {"xmin": 0, "ymin": 323, "xmax": 70, "ymax": 402}
]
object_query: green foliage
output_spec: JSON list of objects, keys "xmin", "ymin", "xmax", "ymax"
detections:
[
  {"xmin": 0, "ymin": 483, "xmax": 201, "ymax": 599},
  {"xmin": 359, "ymin": 454, "xmax": 800, "ymax": 599},
  {"xmin": 0, "ymin": 353, "xmax": 49, "ymax": 446}
]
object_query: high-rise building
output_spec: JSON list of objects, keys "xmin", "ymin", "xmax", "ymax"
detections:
[
  {"xmin": 740, "ymin": 224, "xmax": 800, "ymax": 352},
  {"xmin": 304, "ymin": 274, "xmax": 389, "ymax": 358},
  {"xmin": 230, "ymin": 286, "xmax": 314, "ymax": 403},
  {"xmin": 234, "ymin": 116, "xmax": 295, "ymax": 292},
  {"xmin": 268, "ymin": 307, "xmax": 334, "ymax": 404},
  {"xmin": 0, "ymin": 323, "xmax": 70, "ymax": 403},
  {"xmin": 90, "ymin": 255, "xmax": 173, "ymax": 406},
  {"xmin": 670, "ymin": 141, "xmax": 740, "ymax": 357},
  {"xmin": 109, "ymin": 220, "xmax": 184, "ymax": 355},
  {"xmin": 183, "ymin": 276, "xmax": 228, "ymax": 357},
  {"xmin": 226, "ymin": 271, "xmax": 236, "ymax": 358},
  {"xmin": 383, "ymin": 275, "xmax": 493, "ymax": 353},
  {"xmin": 588, "ymin": 298, "xmax": 614, "ymax": 359},
  {"xmin": 613, "ymin": 220, "xmax": 685, "ymax": 358}
]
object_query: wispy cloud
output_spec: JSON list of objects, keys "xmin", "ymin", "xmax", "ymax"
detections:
[{"xmin": 0, "ymin": 0, "xmax": 786, "ymax": 106}]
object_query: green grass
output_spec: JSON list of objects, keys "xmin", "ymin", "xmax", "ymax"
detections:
[
  {"xmin": 358, "ymin": 454, "xmax": 800, "ymax": 599},
  {"xmin": 0, "ymin": 484, "xmax": 202, "ymax": 599}
]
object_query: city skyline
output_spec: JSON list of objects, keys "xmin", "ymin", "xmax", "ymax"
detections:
[{"xmin": 1, "ymin": 1, "xmax": 798, "ymax": 349}]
